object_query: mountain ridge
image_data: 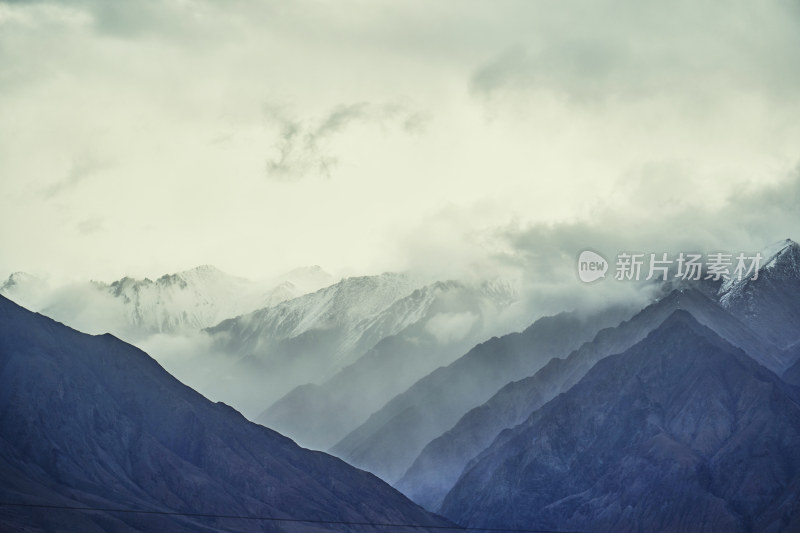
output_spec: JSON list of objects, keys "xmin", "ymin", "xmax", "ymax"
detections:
[
  {"xmin": 0, "ymin": 294, "xmax": 453, "ymax": 533},
  {"xmin": 256, "ymin": 278, "xmax": 520, "ymax": 450},
  {"xmin": 395, "ymin": 288, "xmax": 786, "ymax": 511},
  {"xmin": 329, "ymin": 304, "xmax": 635, "ymax": 483},
  {"xmin": 439, "ymin": 309, "xmax": 800, "ymax": 532}
]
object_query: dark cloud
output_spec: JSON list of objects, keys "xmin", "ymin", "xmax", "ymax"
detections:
[
  {"xmin": 389, "ymin": 167, "xmax": 800, "ymax": 322},
  {"xmin": 495, "ymin": 166, "xmax": 800, "ymax": 282},
  {"xmin": 471, "ymin": 44, "xmax": 630, "ymax": 103}
]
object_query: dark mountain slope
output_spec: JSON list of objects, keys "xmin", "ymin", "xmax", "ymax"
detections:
[
  {"xmin": 783, "ymin": 343, "xmax": 800, "ymax": 386},
  {"xmin": 330, "ymin": 306, "xmax": 633, "ymax": 483},
  {"xmin": 440, "ymin": 310, "xmax": 800, "ymax": 533},
  {"xmin": 396, "ymin": 288, "xmax": 782, "ymax": 511},
  {"xmin": 0, "ymin": 295, "xmax": 451, "ymax": 533}
]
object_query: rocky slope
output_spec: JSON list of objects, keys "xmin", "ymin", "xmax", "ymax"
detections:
[{"xmin": 719, "ymin": 238, "xmax": 800, "ymax": 356}]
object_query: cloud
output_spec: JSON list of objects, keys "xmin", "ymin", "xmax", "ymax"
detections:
[
  {"xmin": 469, "ymin": 1, "xmax": 800, "ymax": 106},
  {"xmin": 425, "ymin": 311, "xmax": 479, "ymax": 345},
  {"xmin": 1, "ymin": 0, "xmax": 799, "ymax": 288},
  {"xmin": 503, "ymin": 168, "xmax": 800, "ymax": 260},
  {"xmin": 76, "ymin": 217, "xmax": 104, "ymax": 235},
  {"xmin": 43, "ymin": 154, "xmax": 108, "ymax": 198},
  {"xmin": 384, "ymin": 166, "xmax": 800, "ymax": 322},
  {"xmin": 263, "ymin": 101, "xmax": 427, "ymax": 180},
  {"xmin": 499, "ymin": 166, "xmax": 800, "ymax": 295}
]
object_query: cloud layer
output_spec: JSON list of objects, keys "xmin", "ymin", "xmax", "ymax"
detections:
[{"xmin": 1, "ymin": 0, "xmax": 798, "ymax": 289}]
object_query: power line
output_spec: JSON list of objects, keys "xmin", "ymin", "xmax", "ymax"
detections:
[{"xmin": 0, "ymin": 502, "xmax": 582, "ymax": 533}]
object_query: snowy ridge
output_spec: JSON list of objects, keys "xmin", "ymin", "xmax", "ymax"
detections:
[
  {"xmin": 715, "ymin": 238, "xmax": 800, "ymax": 354},
  {"xmin": 212, "ymin": 274, "xmax": 519, "ymax": 369},
  {"xmin": 210, "ymin": 272, "xmax": 424, "ymax": 365},
  {"xmin": 0, "ymin": 265, "xmax": 336, "ymax": 341},
  {"xmin": 337, "ymin": 278, "xmax": 517, "ymax": 362},
  {"xmin": 256, "ymin": 277, "xmax": 522, "ymax": 449},
  {"xmin": 718, "ymin": 238, "xmax": 799, "ymax": 305},
  {"xmin": 101, "ymin": 265, "xmax": 272, "ymax": 334}
]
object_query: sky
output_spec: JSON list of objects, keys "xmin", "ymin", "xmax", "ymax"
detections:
[{"xmin": 2, "ymin": 0, "xmax": 800, "ymax": 288}]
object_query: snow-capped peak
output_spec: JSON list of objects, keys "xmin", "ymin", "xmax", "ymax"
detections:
[
  {"xmin": 760, "ymin": 238, "xmax": 799, "ymax": 271},
  {"xmin": 718, "ymin": 238, "xmax": 800, "ymax": 306},
  {"xmin": 270, "ymin": 265, "xmax": 336, "ymax": 295}
]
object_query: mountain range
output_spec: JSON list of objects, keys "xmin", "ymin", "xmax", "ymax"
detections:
[
  {"xmin": 1, "ymin": 266, "xmax": 525, "ymax": 425},
  {"xmin": 395, "ymin": 286, "xmax": 793, "ymax": 512},
  {"xmin": 4, "ymin": 239, "xmax": 800, "ymax": 532},
  {"xmin": 0, "ymin": 265, "xmax": 335, "ymax": 342},
  {"xmin": 329, "ymin": 304, "xmax": 636, "ymax": 483},
  {"xmin": 382, "ymin": 239, "xmax": 800, "ymax": 532},
  {"xmin": 440, "ymin": 310, "xmax": 800, "ymax": 532},
  {"xmin": 206, "ymin": 275, "xmax": 520, "ymax": 420},
  {"xmin": 255, "ymin": 279, "xmax": 521, "ymax": 450}
]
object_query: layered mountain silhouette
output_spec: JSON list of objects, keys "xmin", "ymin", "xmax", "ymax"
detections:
[
  {"xmin": 5, "ymin": 239, "xmax": 799, "ymax": 532},
  {"xmin": 208, "ymin": 275, "xmax": 518, "ymax": 415},
  {"xmin": 440, "ymin": 310, "xmax": 800, "ymax": 532},
  {"xmin": 257, "ymin": 280, "xmax": 519, "ymax": 450},
  {"xmin": 329, "ymin": 306, "xmax": 634, "ymax": 483},
  {"xmin": 396, "ymin": 288, "xmax": 787, "ymax": 512},
  {"xmin": 0, "ymin": 295, "xmax": 452, "ymax": 533}
]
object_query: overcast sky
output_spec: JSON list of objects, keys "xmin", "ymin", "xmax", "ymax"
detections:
[{"xmin": 2, "ymin": 0, "xmax": 800, "ymax": 286}]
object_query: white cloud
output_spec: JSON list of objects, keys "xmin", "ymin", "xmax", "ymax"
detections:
[
  {"xmin": 425, "ymin": 311, "xmax": 479, "ymax": 345},
  {"xmin": 0, "ymin": 0, "xmax": 798, "ymax": 287}
]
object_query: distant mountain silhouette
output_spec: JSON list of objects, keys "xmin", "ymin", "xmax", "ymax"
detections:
[
  {"xmin": 331, "ymin": 306, "xmax": 634, "ymax": 483},
  {"xmin": 257, "ymin": 279, "xmax": 518, "ymax": 450}
]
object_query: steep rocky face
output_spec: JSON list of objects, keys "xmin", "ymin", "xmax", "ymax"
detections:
[
  {"xmin": 0, "ymin": 296, "xmax": 452, "ymax": 533},
  {"xmin": 719, "ymin": 239, "xmax": 800, "ymax": 356},
  {"xmin": 440, "ymin": 310, "xmax": 800, "ymax": 533},
  {"xmin": 330, "ymin": 305, "xmax": 634, "ymax": 483},
  {"xmin": 396, "ymin": 288, "xmax": 782, "ymax": 512}
]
